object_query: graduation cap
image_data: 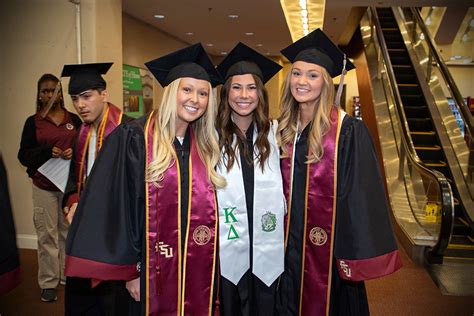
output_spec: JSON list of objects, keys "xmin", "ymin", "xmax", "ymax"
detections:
[
  {"xmin": 280, "ymin": 28, "xmax": 354, "ymax": 78},
  {"xmin": 145, "ymin": 43, "xmax": 222, "ymax": 87},
  {"xmin": 61, "ymin": 62, "xmax": 113, "ymax": 95},
  {"xmin": 217, "ymin": 42, "xmax": 282, "ymax": 84},
  {"xmin": 281, "ymin": 29, "xmax": 355, "ymax": 105}
]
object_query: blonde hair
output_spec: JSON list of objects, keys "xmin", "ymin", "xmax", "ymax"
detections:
[
  {"xmin": 147, "ymin": 78, "xmax": 226, "ymax": 188},
  {"xmin": 277, "ymin": 65, "xmax": 336, "ymax": 163}
]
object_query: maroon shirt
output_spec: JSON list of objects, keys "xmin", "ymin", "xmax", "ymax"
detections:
[{"xmin": 33, "ymin": 111, "xmax": 79, "ymax": 191}]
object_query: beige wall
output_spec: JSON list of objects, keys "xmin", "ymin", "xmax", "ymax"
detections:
[
  {"xmin": 0, "ymin": 0, "xmax": 122, "ymax": 248},
  {"xmin": 0, "ymin": 1, "xmax": 78, "ymax": 246},
  {"xmin": 122, "ymin": 14, "xmax": 188, "ymax": 107}
]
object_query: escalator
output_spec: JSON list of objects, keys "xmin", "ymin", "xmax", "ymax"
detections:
[{"xmin": 375, "ymin": 7, "xmax": 474, "ymax": 261}]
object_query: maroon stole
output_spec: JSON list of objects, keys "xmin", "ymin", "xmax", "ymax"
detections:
[
  {"xmin": 281, "ymin": 107, "xmax": 341, "ymax": 316},
  {"xmin": 144, "ymin": 113, "xmax": 218, "ymax": 315},
  {"xmin": 74, "ymin": 103, "xmax": 123, "ymax": 194}
]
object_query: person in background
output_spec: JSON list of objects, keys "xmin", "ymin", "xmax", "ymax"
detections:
[
  {"xmin": 60, "ymin": 62, "xmax": 131, "ymax": 316},
  {"xmin": 215, "ymin": 42, "xmax": 284, "ymax": 315},
  {"xmin": 18, "ymin": 73, "xmax": 82, "ymax": 302},
  {"xmin": 65, "ymin": 43, "xmax": 226, "ymax": 315},
  {"xmin": 0, "ymin": 153, "xmax": 21, "ymax": 296},
  {"xmin": 276, "ymin": 29, "xmax": 402, "ymax": 315}
]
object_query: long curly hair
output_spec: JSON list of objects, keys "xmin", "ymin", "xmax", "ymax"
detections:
[
  {"xmin": 36, "ymin": 74, "xmax": 64, "ymax": 112},
  {"xmin": 277, "ymin": 65, "xmax": 335, "ymax": 163},
  {"xmin": 217, "ymin": 74, "xmax": 271, "ymax": 172},
  {"xmin": 146, "ymin": 78, "xmax": 225, "ymax": 188}
]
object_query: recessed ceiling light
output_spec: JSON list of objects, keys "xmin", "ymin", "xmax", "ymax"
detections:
[
  {"xmin": 185, "ymin": 32, "xmax": 194, "ymax": 36},
  {"xmin": 228, "ymin": 14, "xmax": 239, "ymax": 19},
  {"xmin": 265, "ymin": 52, "xmax": 271, "ymax": 56},
  {"xmin": 206, "ymin": 43, "xmax": 214, "ymax": 47},
  {"xmin": 220, "ymin": 51, "xmax": 228, "ymax": 55},
  {"xmin": 301, "ymin": 10, "xmax": 308, "ymax": 18},
  {"xmin": 245, "ymin": 32, "xmax": 254, "ymax": 36},
  {"xmin": 256, "ymin": 43, "xmax": 263, "ymax": 47},
  {"xmin": 154, "ymin": 14, "xmax": 165, "ymax": 19}
]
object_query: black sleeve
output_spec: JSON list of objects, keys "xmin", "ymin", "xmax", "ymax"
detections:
[
  {"xmin": 65, "ymin": 121, "xmax": 146, "ymax": 280},
  {"xmin": 62, "ymin": 139, "xmax": 78, "ymax": 208},
  {"xmin": 17, "ymin": 115, "xmax": 53, "ymax": 175},
  {"xmin": 335, "ymin": 117, "xmax": 398, "ymax": 260}
]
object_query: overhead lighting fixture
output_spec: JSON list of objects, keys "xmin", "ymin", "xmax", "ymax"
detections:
[
  {"xmin": 299, "ymin": 0, "xmax": 307, "ymax": 10},
  {"xmin": 281, "ymin": 0, "xmax": 324, "ymax": 42},
  {"xmin": 220, "ymin": 51, "xmax": 228, "ymax": 55},
  {"xmin": 256, "ymin": 43, "xmax": 263, "ymax": 47},
  {"xmin": 228, "ymin": 14, "xmax": 239, "ymax": 19},
  {"xmin": 245, "ymin": 32, "xmax": 255, "ymax": 36},
  {"xmin": 206, "ymin": 43, "xmax": 214, "ymax": 47},
  {"xmin": 185, "ymin": 32, "xmax": 194, "ymax": 36},
  {"xmin": 154, "ymin": 14, "xmax": 165, "ymax": 19}
]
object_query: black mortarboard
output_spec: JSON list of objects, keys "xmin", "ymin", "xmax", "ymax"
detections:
[
  {"xmin": 61, "ymin": 62, "xmax": 113, "ymax": 95},
  {"xmin": 280, "ymin": 29, "xmax": 355, "ymax": 78},
  {"xmin": 217, "ymin": 42, "xmax": 282, "ymax": 84},
  {"xmin": 145, "ymin": 43, "xmax": 222, "ymax": 87}
]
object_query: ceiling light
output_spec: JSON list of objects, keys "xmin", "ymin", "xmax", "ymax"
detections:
[
  {"xmin": 206, "ymin": 43, "xmax": 214, "ymax": 47},
  {"xmin": 303, "ymin": 23, "xmax": 308, "ymax": 29},
  {"xmin": 154, "ymin": 14, "xmax": 165, "ymax": 19},
  {"xmin": 228, "ymin": 14, "xmax": 239, "ymax": 19},
  {"xmin": 299, "ymin": 0, "xmax": 307, "ymax": 10},
  {"xmin": 303, "ymin": 29, "xmax": 309, "ymax": 36},
  {"xmin": 301, "ymin": 10, "xmax": 308, "ymax": 18},
  {"xmin": 256, "ymin": 43, "xmax": 263, "ymax": 47},
  {"xmin": 185, "ymin": 32, "xmax": 194, "ymax": 36},
  {"xmin": 302, "ymin": 17, "xmax": 308, "ymax": 24},
  {"xmin": 245, "ymin": 32, "xmax": 254, "ymax": 36},
  {"xmin": 220, "ymin": 51, "xmax": 228, "ymax": 55}
]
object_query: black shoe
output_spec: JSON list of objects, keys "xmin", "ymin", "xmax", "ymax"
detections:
[{"xmin": 41, "ymin": 288, "xmax": 57, "ymax": 302}]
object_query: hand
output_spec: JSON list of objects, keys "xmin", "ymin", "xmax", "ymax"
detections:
[
  {"xmin": 61, "ymin": 148, "xmax": 73, "ymax": 160},
  {"xmin": 126, "ymin": 277, "xmax": 140, "ymax": 302},
  {"xmin": 65, "ymin": 203, "xmax": 78, "ymax": 224},
  {"xmin": 52, "ymin": 146, "xmax": 63, "ymax": 158}
]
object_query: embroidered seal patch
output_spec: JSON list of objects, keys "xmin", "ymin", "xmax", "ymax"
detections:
[
  {"xmin": 261, "ymin": 211, "xmax": 277, "ymax": 232},
  {"xmin": 309, "ymin": 227, "xmax": 327, "ymax": 246},
  {"xmin": 66, "ymin": 123, "xmax": 74, "ymax": 130},
  {"xmin": 193, "ymin": 225, "xmax": 211, "ymax": 245}
]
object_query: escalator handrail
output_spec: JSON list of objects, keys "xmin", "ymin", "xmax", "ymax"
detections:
[
  {"xmin": 370, "ymin": 7, "xmax": 454, "ymax": 256},
  {"xmin": 410, "ymin": 7, "xmax": 474, "ymax": 143}
]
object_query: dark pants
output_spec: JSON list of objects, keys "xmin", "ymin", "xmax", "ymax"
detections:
[{"xmin": 65, "ymin": 277, "xmax": 131, "ymax": 316}]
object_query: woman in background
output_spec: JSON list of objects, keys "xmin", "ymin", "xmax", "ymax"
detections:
[{"xmin": 18, "ymin": 73, "xmax": 81, "ymax": 302}]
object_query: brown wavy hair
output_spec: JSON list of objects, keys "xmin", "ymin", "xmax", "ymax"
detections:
[{"xmin": 217, "ymin": 74, "xmax": 271, "ymax": 172}]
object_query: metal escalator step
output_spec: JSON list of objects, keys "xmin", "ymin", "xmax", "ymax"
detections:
[
  {"xmin": 382, "ymin": 28, "xmax": 399, "ymax": 31},
  {"xmin": 410, "ymin": 131, "xmax": 436, "ymax": 135},
  {"xmin": 424, "ymin": 160, "xmax": 447, "ymax": 167},
  {"xmin": 414, "ymin": 145, "xmax": 441, "ymax": 151}
]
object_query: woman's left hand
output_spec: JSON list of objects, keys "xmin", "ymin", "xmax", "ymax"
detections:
[{"xmin": 126, "ymin": 277, "xmax": 140, "ymax": 302}]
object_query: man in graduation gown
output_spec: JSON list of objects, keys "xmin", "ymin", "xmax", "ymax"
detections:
[
  {"xmin": 61, "ymin": 63, "xmax": 131, "ymax": 315},
  {"xmin": 0, "ymin": 154, "xmax": 21, "ymax": 296},
  {"xmin": 276, "ymin": 29, "xmax": 402, "ymax": 315},
  {"xmin": 65, "ymin": 43, "xmax": 224, "ymax": 315}
]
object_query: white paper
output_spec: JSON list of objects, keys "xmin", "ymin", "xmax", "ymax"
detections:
[{"xmin": 37, "ymin": 158, "xmax": 71, "ymax": 192}]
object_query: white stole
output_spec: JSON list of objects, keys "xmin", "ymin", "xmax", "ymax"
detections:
[{"xmin": 217, "ymin": 121, "xmax": 285, "ymax": 286}]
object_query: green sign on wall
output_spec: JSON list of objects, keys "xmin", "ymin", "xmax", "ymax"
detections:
[{"xmin": 123, "ymin": 64, "xmax": 154, "ymax": 118}]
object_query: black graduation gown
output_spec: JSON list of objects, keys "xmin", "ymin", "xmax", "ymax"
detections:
[
  {"xmin": 66, "ymin": 116, "xmax": 217, "ymax": 315},
  {"xmin": 277, "ymin": 115, "xmax": 399, "ymax": 316},
  {"xmin": 220, "ymin": 126, "xmax": 277, "ymax": 316},
  {"xmin": 0, "ymin": 155, "xmax": 21, "ymax": 295}
]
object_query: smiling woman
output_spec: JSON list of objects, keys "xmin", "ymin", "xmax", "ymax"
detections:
[{"xmin": 64, "ymin": 43, "xmax": 226, "ymax": 315}]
